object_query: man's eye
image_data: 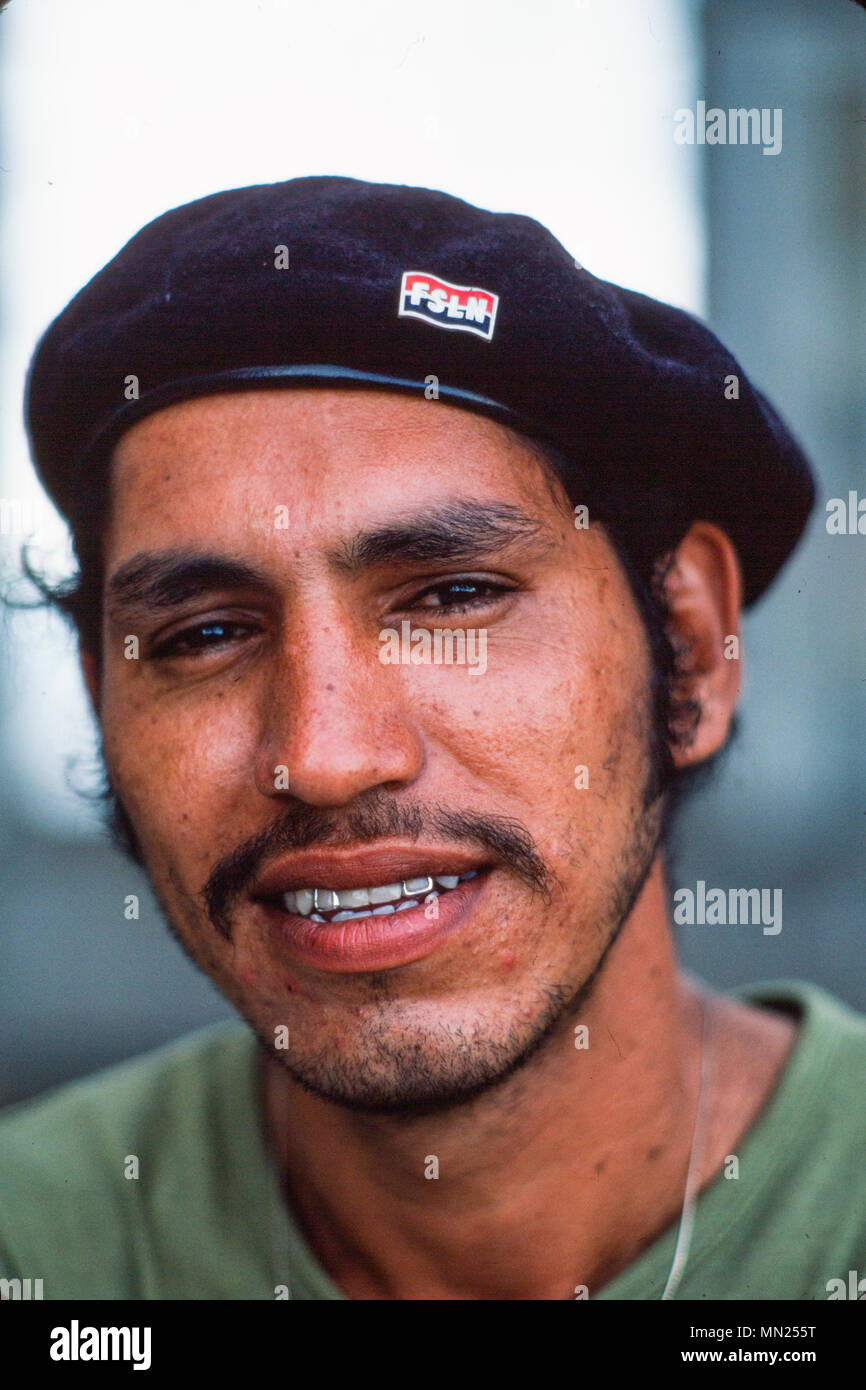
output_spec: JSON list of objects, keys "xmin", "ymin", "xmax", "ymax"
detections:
[
  {"xmin": 408, "ymin": 579, "xmax": 511, "ymax": 613},
  {"xmin": 150, "ymin": 619, "xmax": 255, "ymax": 659}
]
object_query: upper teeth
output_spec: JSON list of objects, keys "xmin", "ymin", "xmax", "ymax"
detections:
[{"xmin": 282, "ymin": 872, "xmax": 477, "ymax": 921}]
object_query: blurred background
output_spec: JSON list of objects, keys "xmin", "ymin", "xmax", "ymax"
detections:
[{"xmin": 0, "ymin": 0, "xmax": 863, "ymax": 1105}]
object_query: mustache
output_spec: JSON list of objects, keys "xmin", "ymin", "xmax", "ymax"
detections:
[{"xmin": 202, "ymin": 790, "xmax": 553, "ymax": 939}]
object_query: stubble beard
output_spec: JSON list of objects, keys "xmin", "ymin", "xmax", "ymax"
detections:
[
  {"xmin": 136, "ymin": 772, "xmax": 664, "ymax": 1119},
  {"xmin": 251, "ymin": 787, "xmax": 665, "ymax": 1120},
  {"xmin": 108, "ymin": 651, "xmax": 667, "ymax": 1119}
]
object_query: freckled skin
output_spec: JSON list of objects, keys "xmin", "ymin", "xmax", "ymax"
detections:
[
  {"xmin": 96, "ymin": 389, "xmax": 658, "ymax": 1110},
  {"xmin": 86, "ymin": 387, "xmax": 799, "ymax": 1299}
]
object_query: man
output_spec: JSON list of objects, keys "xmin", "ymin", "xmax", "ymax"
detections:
[{"xmin": 1, "ymin": 176, "xmax": 864, "ymax": 1301}]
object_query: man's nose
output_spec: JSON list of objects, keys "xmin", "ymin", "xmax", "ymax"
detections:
[{"xmin": 253, "ymin": 615, "xmax": 425, "ymax": 807}]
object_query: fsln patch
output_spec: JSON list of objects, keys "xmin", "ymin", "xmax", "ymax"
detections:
[{"xmin": 398, "ymin": 271, "xmax": 499, "ymax": 341}]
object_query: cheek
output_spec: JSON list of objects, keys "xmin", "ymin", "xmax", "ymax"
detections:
[
  {"xmin": 99, "ymin": 677, "xmax": 259, "ymax": 870},
  {"xmin": 415, "ymin": 612, "xmax": 643, "ymax": 824}
]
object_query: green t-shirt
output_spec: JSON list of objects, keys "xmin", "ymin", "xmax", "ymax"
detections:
[{"xmin": 0, "ymin": 981, "xmax": 864, "ymax": 1300}]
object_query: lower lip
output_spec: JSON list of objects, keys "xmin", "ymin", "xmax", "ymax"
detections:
[{"xmin": 263, "ymin": 872, "xmax": 490, "ymax": 973}]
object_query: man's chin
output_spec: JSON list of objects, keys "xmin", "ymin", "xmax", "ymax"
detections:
[
  {"xmin": 253, "ymin": 985, "xmax": 580, "ymax": 1119},
  {"xmin": 271, "ymin": 1054, "xmax": 529, "ymax": 1119}
]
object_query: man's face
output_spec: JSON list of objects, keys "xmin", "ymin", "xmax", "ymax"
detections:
[{"xmin": 96, "ymin": 388, "xmax": 664, "ymax": 1113}]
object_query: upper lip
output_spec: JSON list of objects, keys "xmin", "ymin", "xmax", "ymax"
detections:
[{"xmin": 251, "ymin": 844, "xmax": 489, "ymax": 898}]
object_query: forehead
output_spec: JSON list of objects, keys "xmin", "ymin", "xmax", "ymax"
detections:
[{"xmin": 108, "ymin": 388, "xmax": 565, "ymax": 541}]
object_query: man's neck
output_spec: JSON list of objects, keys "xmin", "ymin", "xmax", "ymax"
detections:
[{"xmin": 260, "ymin": 865, "xmax": 798, "ymax": 1300}]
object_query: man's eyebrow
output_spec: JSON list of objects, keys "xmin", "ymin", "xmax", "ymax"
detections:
[
  {"xmin": 105, "ymin": 503, "xmax": 554, "ymax": 617},
  {"xmin": 327, "ymin": 501, "xmax": 555, "ymax": 573},
  {"xmin": 106, "ymin": 552, "xmax": 273, "ymax": 617}
]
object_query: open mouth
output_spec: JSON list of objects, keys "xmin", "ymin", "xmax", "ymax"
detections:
[
  {"xmin": 279, "ymin": 870, "xmax": 479, "ymax": 923},
  {"xmin": 252, "ymin": 850, "xmax": 492, "ymax": 971},
  {"xmin": 259, "ymin": 864, "xmax": 491, "ymax": 971}
]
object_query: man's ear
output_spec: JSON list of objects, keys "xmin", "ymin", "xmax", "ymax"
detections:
[
  {"xmin": 659, "ymin": 521, "xmax": 743, "ymax": 769},
  {"xmin": 79, "ymin": 646, "xmax": 102, "ymax": 716}
]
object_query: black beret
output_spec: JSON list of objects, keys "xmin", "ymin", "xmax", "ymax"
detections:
[{"xmin": 25, "ymin": 174, "xmax": 815, "ymax": 604}]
